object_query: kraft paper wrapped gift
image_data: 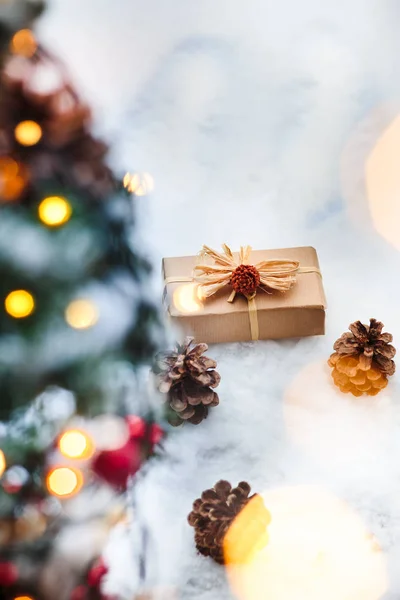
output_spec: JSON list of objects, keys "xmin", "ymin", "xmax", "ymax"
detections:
[{"xmin": 162, "ymin": 246, "xmax": 326, "ymax": 344}]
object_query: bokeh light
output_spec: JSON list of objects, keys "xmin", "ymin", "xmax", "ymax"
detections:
[
  {"xmin": 5, "ymin": 290, "xmax": 35, "ymax": 319},
  {"xmin": 65, "ymin": 299, "xmax": 99, "ymax": 330},
  {"xmin": 173, "ymin": 283, "xmax": 203, "ymax": 314},
  {"xmin": 283, "ymin": 360, "xmax": 392, "ymax": 470},
  {"xmin": 365, "ymin": 114, "xmax": 400, "ymax": 251},
  {"xmin": 90, "ymin": 415, "xmax": 130, "ymax": 451},
  {"xmin": 2, "ymin": 466, "xmax": 29, "ymax": 494},
  {"xmin": 14, "ymin": 121, "xmax": 42, "ymax": 146},
  {"xmin": 10, "ymin": 29, "xmax": 37, "ymax": 57},
  {"xmin": 0, "ymin": 450, "xmax": 5, "ymax": 477},
  {"xmin": 58, "ymin": 429, "xmax": 94, "ymax": 460},
  {"xmin": 0, "ymin": 157, "xmax": 27, "ymax": 202},
  {"xmin": 38, "ymin": 196, "xmax": 72, "ymax": 227},
  {"xmin": 14, "ymin": 596, "xmax": 34, "ymax": 600},
  {"xmin": 224, "ymin": 494, "xmax": 271, "ymax": 565},
  {"xmin": 123, "ymin": 172, "xmax": 154, "ymax": 196},
  {"xmin": 226, "ymin": 485, "xmax": 387, "ymax": 600},
  {"xmin": 46, "ymin": 467, "xmax": 83, "ymax": 499}
]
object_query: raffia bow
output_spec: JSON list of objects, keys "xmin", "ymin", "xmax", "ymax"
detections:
[{"xmin": 193, "ymin": 244, "xmax": 300, "ymax": 302}]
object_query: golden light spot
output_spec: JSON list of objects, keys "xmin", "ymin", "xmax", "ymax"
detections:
[
  {"xmin": 365, "ymin": 114, "xmax": 400, "ymax": 251},
  {"xmin": 10, "ymin": 29, "xmax": 37, "ymax": 57},
  {"xmin": 0, "ymin": 157, "xmax": 27, "ymax": 202},
  {"xmin": 65, "ymin": 299, "xmax": 99, "ymax": 330},
  {"xmin": 14, "ymin": 120, "xmax": 42, "ymax": 146},
  {"xmin": 123, "ymin": 172, "xmax": 154, "ymax": 196},
  {"xmin": 173, "ymin": 283, "xmax": 203, "ymax": 314},
  {"xmin": 14, "ymin": 597, "xmax": 35, "ymax": 600},
  {"xmin": 283, "ymin": 360, "xmax": 390, "ymax": 469},
  {"xmin": 59, "ymin": 429, "xmax": 94, "ymax": 460},
  {"xmin": 224, "ymin": 495, "xmax": 271, "ymax": 565},
  {"xmin": 38, "ymin": 196, "xmax": 72, "ymax": 227},
  {"xmin": 46, "ymin": 466, "xmax": 83, "ymax": 498},
  {"xmin": 5, "ymin": 290, "xmax": 35, "ymax": 319},
  {"xmin": 0, "ymin": 450, "xmax": 6, "ymax": 477},
  {"xmin": 226, "ymin": 486, "xmax": 387, "ymax": 600}
]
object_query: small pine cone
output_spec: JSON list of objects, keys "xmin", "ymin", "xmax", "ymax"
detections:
[
  {"xmin": 169, "ymin": 379, "xmax": 219, "ymax": 425},
  {"xmin": 328, "ymin": 319, "xmax": 395, "ymax": 396},
  {"xmin": 328, "ymin": 354, "xmax": 388, "ymax": 396},
  {"xmin": 152, "ymin": 338, "xmax": 221, "ymax": 426},
  {"xmin": 231, "ymin": 264, "xmax": 260, "ymax": 297},
  {"xmin": 188, "ymin": 480, "xmax": 270, "ymax": 565}
]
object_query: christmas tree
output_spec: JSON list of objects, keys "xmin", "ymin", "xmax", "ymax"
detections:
[{"xmin": 0, "ymin": 1, "xmax": 163, "ymax": 598}]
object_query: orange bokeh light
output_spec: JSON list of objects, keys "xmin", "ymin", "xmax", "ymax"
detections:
[
  {"xmin": 10, "ymin": 29, "xmax": 37, "ymax": 58},
  {"xmin": 46, "ymin": 466, "xmax": 83, "ymax": 499},
  {"xmin": 365, "ymin": 114, "xmax": 400, "ymax": 251},
  {"xmin": 226, "ymin": 485, "xmax": 387, "ymax": 600},
  {"xmin": 0, "ymin": 450, "xmax": 5, "ymax": 477},
  {"xmin": 0, "ymin": 157, "xmax": 27, "ymax": 202}
]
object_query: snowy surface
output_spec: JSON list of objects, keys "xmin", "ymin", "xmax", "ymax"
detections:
[{"xmin": 41, "ymin": 1, "xmax": 400, "ymax": 598}]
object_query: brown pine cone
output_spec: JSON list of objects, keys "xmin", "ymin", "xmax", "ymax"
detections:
[
  {"xmin": 328, "ymin": 319, "xmax": 396, "ymax": 396},
  {"xmin": 153, "ymin": 337, "xmax": 220, "ymax": 426},
  {"xmin": 188, "ymin": 480, "xmax": 270, "ymax": 565}
]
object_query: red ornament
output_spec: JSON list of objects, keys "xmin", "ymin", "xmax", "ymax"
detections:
[
  {"xmin": 127, "ymin": 416, "xmax": 164, "ymax": 446},
  {"xmin": 126, "ymin": 415, "xmax": 147, "ymax": 439},
  {"xmin": 0, "ymin": 561, "xmax": 18, "ymax": 586},
  {"xmin": 70, "ymin": 585, "xmax": 88, "ymax": 600},
  {"xmin": 87, "ymin": 558, "xmax": 108, "ymax": 588},
  {"xmin": 150, "ymin": 423, "xmax": 164, "ymax": 445},
  {"xmin": 92, "ymin": 437, "xmax": 142, "ymax": 490}
]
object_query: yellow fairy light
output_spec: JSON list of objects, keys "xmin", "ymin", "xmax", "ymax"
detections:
[
  {"xmin": 46, "ymin": 466, "xmax": 83, "ymax": 499},
  {"xmin": 123, "ymin": 172, "xmax": 154, "ymax": 196},
  {"xmin": 10, "ymin": 29, "xmax": 37, "ymax": 58},
  {"xmin": 58, "ymin": 429, "xmax": 94, "ymax": 460},
  {"xmin": 0, "ymin": 450, "xmax": 6, "ymax": 477},
  {"xmin": 14, "ymin": 120, "xmax": 42, "ymax": 147},
  {"xmin": 173, "ymin": 283, "xmax": 203, "ymax": 314},
  {"xmin": 5, "ymin": 290, "xmax": 35, "ymax": 319},
  {"xmin": 38, "ymin": 196, "xmax": 72, "ymax": 227},
  {"xmin": 65, "ymin": 299, "xmax": 99, "ymax": 330},
  {"xmin": 14, "ymin": 597, "xmax": 34, "ymax": 600}
]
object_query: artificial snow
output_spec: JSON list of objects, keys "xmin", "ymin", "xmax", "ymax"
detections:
[{"xmin": 42, "ymin": 1, "xmax": 400, "ymax": 598}]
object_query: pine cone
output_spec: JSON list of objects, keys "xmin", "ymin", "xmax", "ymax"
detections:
[
  {"xmin": 188, "ymin": 480, "xmax": 270, "ymax": 565},
  {"xmin": 328, "ymin": 319, "xmax": 396, "ymax": 396},
  {"xmin": 153, "ymin": 337, "xmax": 220, "ymax": 426}
]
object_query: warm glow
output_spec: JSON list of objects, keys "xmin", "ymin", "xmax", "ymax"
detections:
[
  {"xmin": 123, "ymin": 172, "xmax": 154, "ymax": 196},
  {"xmin": 38, "ymin": 196, "xmax": 72, "ymax": 227},
  {"xmin": 10, "ymin": 29, "xmax": 37, "ymax": 57},
  {"xmin": 46, "ymin": 466, "xmax": 83, "ymax": 498},
  {"xmin": 365, "ymin": 114, "xmax": 400, "ymax": 251},
  {"xmin": 224, "ymin": 495, "xmax": 271, "ymax": 565},
  {"xmin": 90, "ymin": 415, "xmax": 130, "ymax": 451},
  {"xmin": 59, "ymin": 429, "xmax": 94, "ymax": 460},
  {"xmin": 173, "ymin": 283, "xmax": 203, "ymax": 314},
  {"xmin": 0, "ymin": 157, "xmax": 26, "ymax": 202},
  {"xmin": 14, "ymin": 120, "xmax": 42, "ymax": 146},
  {"xmin": 5, "ymin": 290, "xmax": 35, "ymax": 318},
  {"xmin": 283, "ymin": 360, "xmax": 391, "ymax": 469},
  {"xmin": 226, "ymin": 486, "xmax": 387, "ymax": 600},
  {"xmin": 14, "ymin": 596, "xmax": 34, "ymax": 600},
  {"xmin": 65, "ymin": 299, "xmax": 99, "ymax": 330},
  {"xmin": 0, "ymin": 450, "xmax": 6, "ymax": 477}
]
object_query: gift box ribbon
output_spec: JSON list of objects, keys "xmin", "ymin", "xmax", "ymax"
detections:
[{"xmin": 164, "ymin": 244, "xmax": 322, "ymax": 341}]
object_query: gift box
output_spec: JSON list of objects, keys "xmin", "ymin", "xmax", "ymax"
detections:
[{"xmin": 162, "ymin": 246, "xmax": 326, "ymax": 344}]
